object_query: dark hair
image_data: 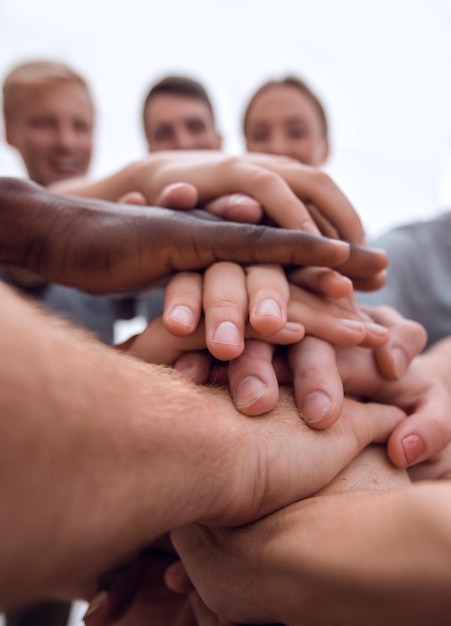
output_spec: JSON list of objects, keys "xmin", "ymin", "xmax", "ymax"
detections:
[
  {"xmin": 243, "ymin": 75, "xmax": 328, "ymax": 139},
  {"xmin": 143, "ymin": 75, "xmax": 215, "ymax": 130}
]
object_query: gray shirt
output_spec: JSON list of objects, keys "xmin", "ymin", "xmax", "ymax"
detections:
[
  {"xmin": 1, "ymin": 270, "xmax": 116, "ymax": 345},
  {"xmin": 357, "ymin": 212, "xmax": 451, "ymax": 348}
]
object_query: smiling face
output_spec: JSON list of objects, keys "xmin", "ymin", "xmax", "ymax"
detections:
[
  {"xmin": 244, "ymin": 83, "xmax": 329, "ymax": 166},
  {"xmin": 143, "ymin": 93, "xmax": 222, "ymax": 152},
  {"xmin": 5, "ymin": 81, "xmax": 94, "ymax": 186}
]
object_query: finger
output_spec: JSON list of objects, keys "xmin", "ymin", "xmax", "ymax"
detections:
[
  {"xmin": 351, "ymin": 272, "xmax": 388, "ymax": 292},
  {"xmin": 408, "ymin": 443, "xmax": 451, "ymax": 481},
  {"xmin": 156, "ymin": 182, "xmax": 199, "ymax": 209},
  {"xmin": 246, "ymin": 321, "xmax": 305, "ymax": 346},
  {"xmin": 128, "ymin": 317, "xmax": 207, "ymax": 364},
  {"xmin": 288, "ymin": 337, "xmax": 344, "ymax": 428},
  {"xmin": 362, "ymin": 305, "xmax": 428, "ymax": 380},
  {"xmin": 228, "ymin": 340, "xmax": 278, "ymax": 416},
  {"xmin": 387, "ymin": 398, "xmax": 451, "ymax": 468},
  {"xmin": 203, "ymin": 194, "xmax": 264, "ymax": 224},
  {"xmin": 190, "ymin": 592, "xmax": 238, "ymax": 626},
  {"xmin": 340, "ymin": 400, "xmax": 407, "ymax": 449},
  {"xmin": 164, "ymin": 272, "xmax": 203, "ymax": 336},
  {"xmin": 203, "ymin": 263, "xmax": 247, "ymax": 360},
  {"xmin": 288, "ymin": 267, "xmax": 354, "ymax": 300},
  {"xmin": 165, "ymin": 560, "xmax": 194, "ymax": 594},
  {"xmin": 127, "ymin": 313, "xmax": 302, "ymax": 368},
  {"xmin": 335, "ymin": 243, "xmax": 388, "ymax": 284},
  {"xmin": 148, "ymin": 157, "xmax": 321, "ymax": 232},
  {"xmin": 305, "ymin": 202, "xmax": 339, "ymax": 239},
  {"xmin": 174, "ymin": 351, "xmax": 213, "ymax": 384},
  {"xmin": 117, "ymin": 191, "xmax": 147, "ymax": 205},
  {"xmin": 192, "ymin": 223, "xmax": 350, "ymax": 269},
  {"xmin": 293, "ymin": 171, "xmax": 365, "ymax": 244},
  {"xmin": 247, "ymin": 264, "xmax": 289, "ymax": 335},
  {"xmin": 243, "ymin": 158, "xmax": 365, "ymax": 242},
  {"xmin": 46, "ymin": 207, "xmax": 352, "ymax": 293},
  {"xmin": 147, "ymin": 153, "xmax": 365, "ymax": 242},
  {"xmin": 287, "ymin": 284, "xmax": 388, "ymax": 348},
  {"xmin": 84, "ymin": 558, "xmax": 143, "ymax": 626},
  {"xmin": 202, "ymin": 160, "xmax": 323, "ymax": 233},
  {"xmin": 83, "ymin": 592, "xmax": 110, "ymax": 626}
]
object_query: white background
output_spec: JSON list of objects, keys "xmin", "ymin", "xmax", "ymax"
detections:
[
  {"xmin": 0, "ymin": 2, "xmax": 450, "ymax": 618},
  {"xmin": 2, "ymin": 0, "xmax": 451, "ymax": 237}
]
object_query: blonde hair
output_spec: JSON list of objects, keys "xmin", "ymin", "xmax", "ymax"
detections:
[{"xmin": 2, "ymin": 60, "xmax": 93, "ymax": 123}]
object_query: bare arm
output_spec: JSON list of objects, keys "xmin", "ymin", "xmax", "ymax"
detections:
[
  {"xmin": 49, "ymin": 152, "xmax": 388, "ymax": 288},
  {"xmin": 170, "ymin": 448, "xmax": 451, "ymax": 626},
  {"xmin": 0, "ymin": 281, "xmax": 406, "ymax": 609},
  {"xmin": 0, "ymin": 177, "xmax": 350, "ymax": 294},
  {"xmin": 0, "ymin": 281, "xmax": 221, "ymax": 606}
]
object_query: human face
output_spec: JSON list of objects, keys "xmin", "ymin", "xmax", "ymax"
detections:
[
  {"xmin": 144, "ymin": 94, "xmax": 222, "ymax": 152},
  {"xmin": 6, "ymin": 82, "xmax": 94, "ymax": 186},
  {"xmin": 244, "ymin": 84, "xmax": 329, "ymax": 166}
]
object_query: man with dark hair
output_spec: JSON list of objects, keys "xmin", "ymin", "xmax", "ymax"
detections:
[
  {"xmin": 139, "ymin": 75, "xmax": 224, "ymax": 321},
  {"xmin": 142, "ymin": 74, "xmax": 222, "ymax": 152}
]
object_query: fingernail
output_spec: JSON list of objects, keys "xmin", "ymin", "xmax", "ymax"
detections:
[
  {"xmin": 392, "ymin": 347, "xmax": 408, "ymax": 379},
  {"xmin": 230, "ymin": 193, "xmax": 249, "ymax": 205},
  {"xmin": 168, "ymin": 305, "xmax": 195, "ymax": 329},
  {"xmin": 212, "ymin": 321, "xmax": 241, "ymax": 346},
  {"xmin": 255, "ymin": 298, "xmax": 282, "ymax": 320},
  {"xmin": 174, "ymin": 357, "xmax": 197, "ymax": 380},
  {"xmin": 235, "ymin": 376, "xmax": 268, "ymax": 409},
  {"xmin": 301, "ymin": 391, "xmax": 333, "ymax": 424},
  {"xmin": 83, "ymin": 591, "xmax": 108, "ymax": 622},
  {"xmin": 401, "ymin": 433, "xmax": 425, "ymax": 465},
  {"xmin": 284, "ymin": 321, "xmax": 304, "ymax": 334},
  {"xmin": 166, "ymin": 182, "xmax": 186, "ymax": 191},
  {"xmin": 300, "ymin": 220, "xmax": 321, "ymax": 234},
  {"xmin": 339, "ymin": 319, "xmax": 365, "ymax": 332},
  {"xmin": 364, "ymin": 322, "xmax": 389, "ymax": 337}
]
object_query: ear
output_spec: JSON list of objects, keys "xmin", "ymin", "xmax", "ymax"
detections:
[
  {"xmin": 4, "ymin": 121, "xmax": 17, "ymax": 148},
  {"xmin": 320, "ymin": 139, "xmax": 330, "ymax": 164},
  {"xmin": 214, "ymin": 132, "xmax": 223, "ymax": 150}
]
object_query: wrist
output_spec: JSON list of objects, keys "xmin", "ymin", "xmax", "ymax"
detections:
[
  {"xmin": 124, "ymin": 156, "xmax": 160, "ymax": 204},
  {"xmin": 58, "ymin": 364, "xmax": 223, "ymax": 588}
]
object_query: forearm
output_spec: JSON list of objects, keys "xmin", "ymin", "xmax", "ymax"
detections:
[
  {"xmin": 0, "ymin": 283, "xmax": 222, "ymax": 606},
  {"xmin": 49, "ymin": 162, "xmax": 140, "ymax": 202},
  {"xmin": 267, "ymin": 482, "xmax": 451, "ymax": 626},
  {"xmin": 220, "ymin": 447, "xmax": 414, "ymax": 625},
  {"xmin": 241, "ymin": 448, "xmax": 451, "ymax": 626}
]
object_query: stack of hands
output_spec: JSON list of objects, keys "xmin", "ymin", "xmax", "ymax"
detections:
[{"xmin": 2, "ymin": 151, "xmax": 451, "ymax": 626}]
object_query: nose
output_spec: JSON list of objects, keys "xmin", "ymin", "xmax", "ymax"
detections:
[
  {"xmin": 266, "ymin": 133, "xmax": 289, "ymax": 157},
  {"xmin": 173, "ymin": 129, "xmax": 200, "ymax": 150},
  {"xmin": 54, "ymin": 124, "xmax": 78, "ymax": 150}
]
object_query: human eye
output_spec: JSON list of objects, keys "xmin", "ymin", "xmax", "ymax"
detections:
[
  {"xmin": 188, "ymin": 119, "xmax": 206, "ymax": 134},
  {"xmin": 249, "ymin": 125, "xmax": 269, "ymax": 142},
  {"xmin": 154, "ymin": 125, "xmax": 173, "ymax": 141},
  {"xmin": 73, "ymin": 119, "xmax": 90, "ymax": 134},
  {"xmin": 29, "ymin": 116, "xmax": 54, "ymax": 130},
  {"xmin": 289, "ymin": 125, "xmax": 308, "ymax": 139}
]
